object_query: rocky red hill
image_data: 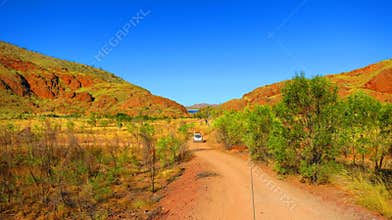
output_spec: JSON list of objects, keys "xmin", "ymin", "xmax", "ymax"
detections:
[
  {"xmin": 0, "ymin": 41, "xmax": 188, "ymax": 118},
  {"xmin": 220, "ymin": 59, "xmax": 392, "ymax": 110}
]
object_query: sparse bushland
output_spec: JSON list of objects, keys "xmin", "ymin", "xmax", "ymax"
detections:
[
  {"xmin": 157, "ymin": 123, "xmax": 191, "ymax": 168},
  {"xmin": 0, "ymin": 117, "xmax": 192, "ymax": 219},
  {"xmin": 213, "ymin": 74, "xmax": 392, "ymax": 217}
]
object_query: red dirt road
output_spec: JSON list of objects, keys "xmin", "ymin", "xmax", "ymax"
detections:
[{"xmin": 158, "ymin": 141, "xmax": 383, "ymax": 220}]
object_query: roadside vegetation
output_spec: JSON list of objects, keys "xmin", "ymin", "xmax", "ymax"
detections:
[
  {"xmin": 0, "ymin": 115, "xmax": 194, "ymax": 219},
  {"xmin": 213, "ymin": 74, "xmax": 392, "ymax": 217}
]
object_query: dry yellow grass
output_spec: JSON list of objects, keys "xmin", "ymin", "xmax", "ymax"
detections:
[
  {"xmin": 332, "ymin": 171, "xmax": 392, "ymax": 218},
  {"xmin": 0, "ymin": 117, "xmax": 195, "ymax": 219}
]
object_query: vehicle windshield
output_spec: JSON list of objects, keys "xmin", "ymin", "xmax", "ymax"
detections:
[{"xmin": 195, "ymin": 135, "xmax": 201, "ymax": 138}]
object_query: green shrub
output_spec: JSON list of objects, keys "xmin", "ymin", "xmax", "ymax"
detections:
[
  {"xmin": 89, "ymin": 173, "xmax": 113, "ymax": 203},
  {"xmin": 242, "ymin": 105, "xmax": 273, "ymax": 161},
  {"xmin": 268, "ymin": 116, "xmax": 298, "ymax": 174},
  {"xmin": 213, "ymin": 111, "xmax": 245, "ymax": 149},
  {"xmin": 157, "ymin": 135, "xmax": 180, "ymax": 167}
]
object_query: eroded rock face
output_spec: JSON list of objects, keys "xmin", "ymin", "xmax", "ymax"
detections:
[
  {"xmin": 24, "ymin": 73, "xmax": 62, "ymax": 99},
  {"xmin": 0, "ymin": 55, "xmax": 40, "ymax": 73},
  {"xmin": 74, "ymin": 92, "xmax": 94, "ymax": 102},
  {"xmin": 60, "ymin": 75, "xmax": 81, "ymax": 90},
  {"xmin": 78, "ymin": 76, "xmax": 95, "ymax": 87},
  {"xmin": 65, "ymin": 92, "xmax": 76, "ymax": 99},
  {"xmin": 364, "ymin": 69, "xmax": 392, "ymax": 94},
  {"xmin": 0, "ymin": 73, "xmax": 30, "ymax": 96}
]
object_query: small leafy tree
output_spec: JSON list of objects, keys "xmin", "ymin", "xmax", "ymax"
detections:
[
  {"xmin": 374, "ymin": 103, "xmax": 392, "ymax": 170},
  {"xmin": 115, "ymin": 113, "xmax": 131, "ymax": 129},
  {"xmin": 156, "ymin": 135, "xmax": 180, "ymax": 167},
  {"xmin": 176, "ymin": 122, "xmax": 191, "ymax": 160},
  {"xmin": 139, "ymin": 123, "xmax": 156, "ymax": 192},
  {"xmin": 342, "ymin": 92, "xmax": 381, "ymax": 166},
  {"xmin": 242, "ymin": 105, "xmax": 273, "ymax": 161},
  {"xmin": 194, "ymin": 106, "xmax": 216, "ymax": 123},
  {"xmin": 268, "ymin": 74, "xmax": 340, "ymax": 183}
]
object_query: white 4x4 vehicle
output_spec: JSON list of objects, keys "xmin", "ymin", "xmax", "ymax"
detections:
[{"xmin": 193, "ymin": 132, "xmax": 203, "ymax": 142}]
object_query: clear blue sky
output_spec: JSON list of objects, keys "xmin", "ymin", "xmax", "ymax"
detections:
[{"xmin": 0, "ymin": 0, "xmax": 391, "ymax": 106}]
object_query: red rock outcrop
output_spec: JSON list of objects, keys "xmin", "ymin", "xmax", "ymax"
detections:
[
  {"xmin": 23, "ymin": 73, "xmax": 62, "ymax": 99},
  {"xmin": 363, "ymin": 69, "xmax": 392, "ymax": 94},
  {"xmin": 78, "ymin": 76, "xmax": 95, "ymax": 87},
  {"xmin": 60, "ymin": 74, "xmax": 81, "ymax": 90},
  {"xmin": 74, "ymin": 92, "xmax": 94, "ymax": 102},
  {"xmin": 0, "ymin": 73, "xmax": 30, "ymax": 96}
]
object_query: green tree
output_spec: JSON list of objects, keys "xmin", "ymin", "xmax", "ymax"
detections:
[
  {"xmin": 176, "ymin": 122, "xmax": 191, "ymax": 160},
  {"xmin": 156, "ymin": 135, "xmax": 180, "ymax": 167},
  {"xmin": 242, "ymin": 105, "xmax": 273, "ymax": 161},
  {"xmin": 342, "ymin": 92, "xmax": 381, "ymax": 167},
  {"xmin": 115, "ymin": 113, "xmax": 132, "ymax": 129},
  {"xmin": 374, "ymin": 103, "xmax": 392, "ymax": 170},
  {"xmin": 268, "ymin": 74, "xmax": 340, "ymax": 183}
]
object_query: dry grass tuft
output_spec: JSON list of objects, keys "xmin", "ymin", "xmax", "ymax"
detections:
[{"xmin": 333, "ymin": 171, "xmax": 392, "ymax": 218}]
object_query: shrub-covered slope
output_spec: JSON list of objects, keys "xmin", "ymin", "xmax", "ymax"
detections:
[
  {"xmin": 0, "ymin": 41, "xmax": 188, "ymax": 117},
  {"xmin": 220, "ymin": 59, "xmax": 392, "ymax": 110}
]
